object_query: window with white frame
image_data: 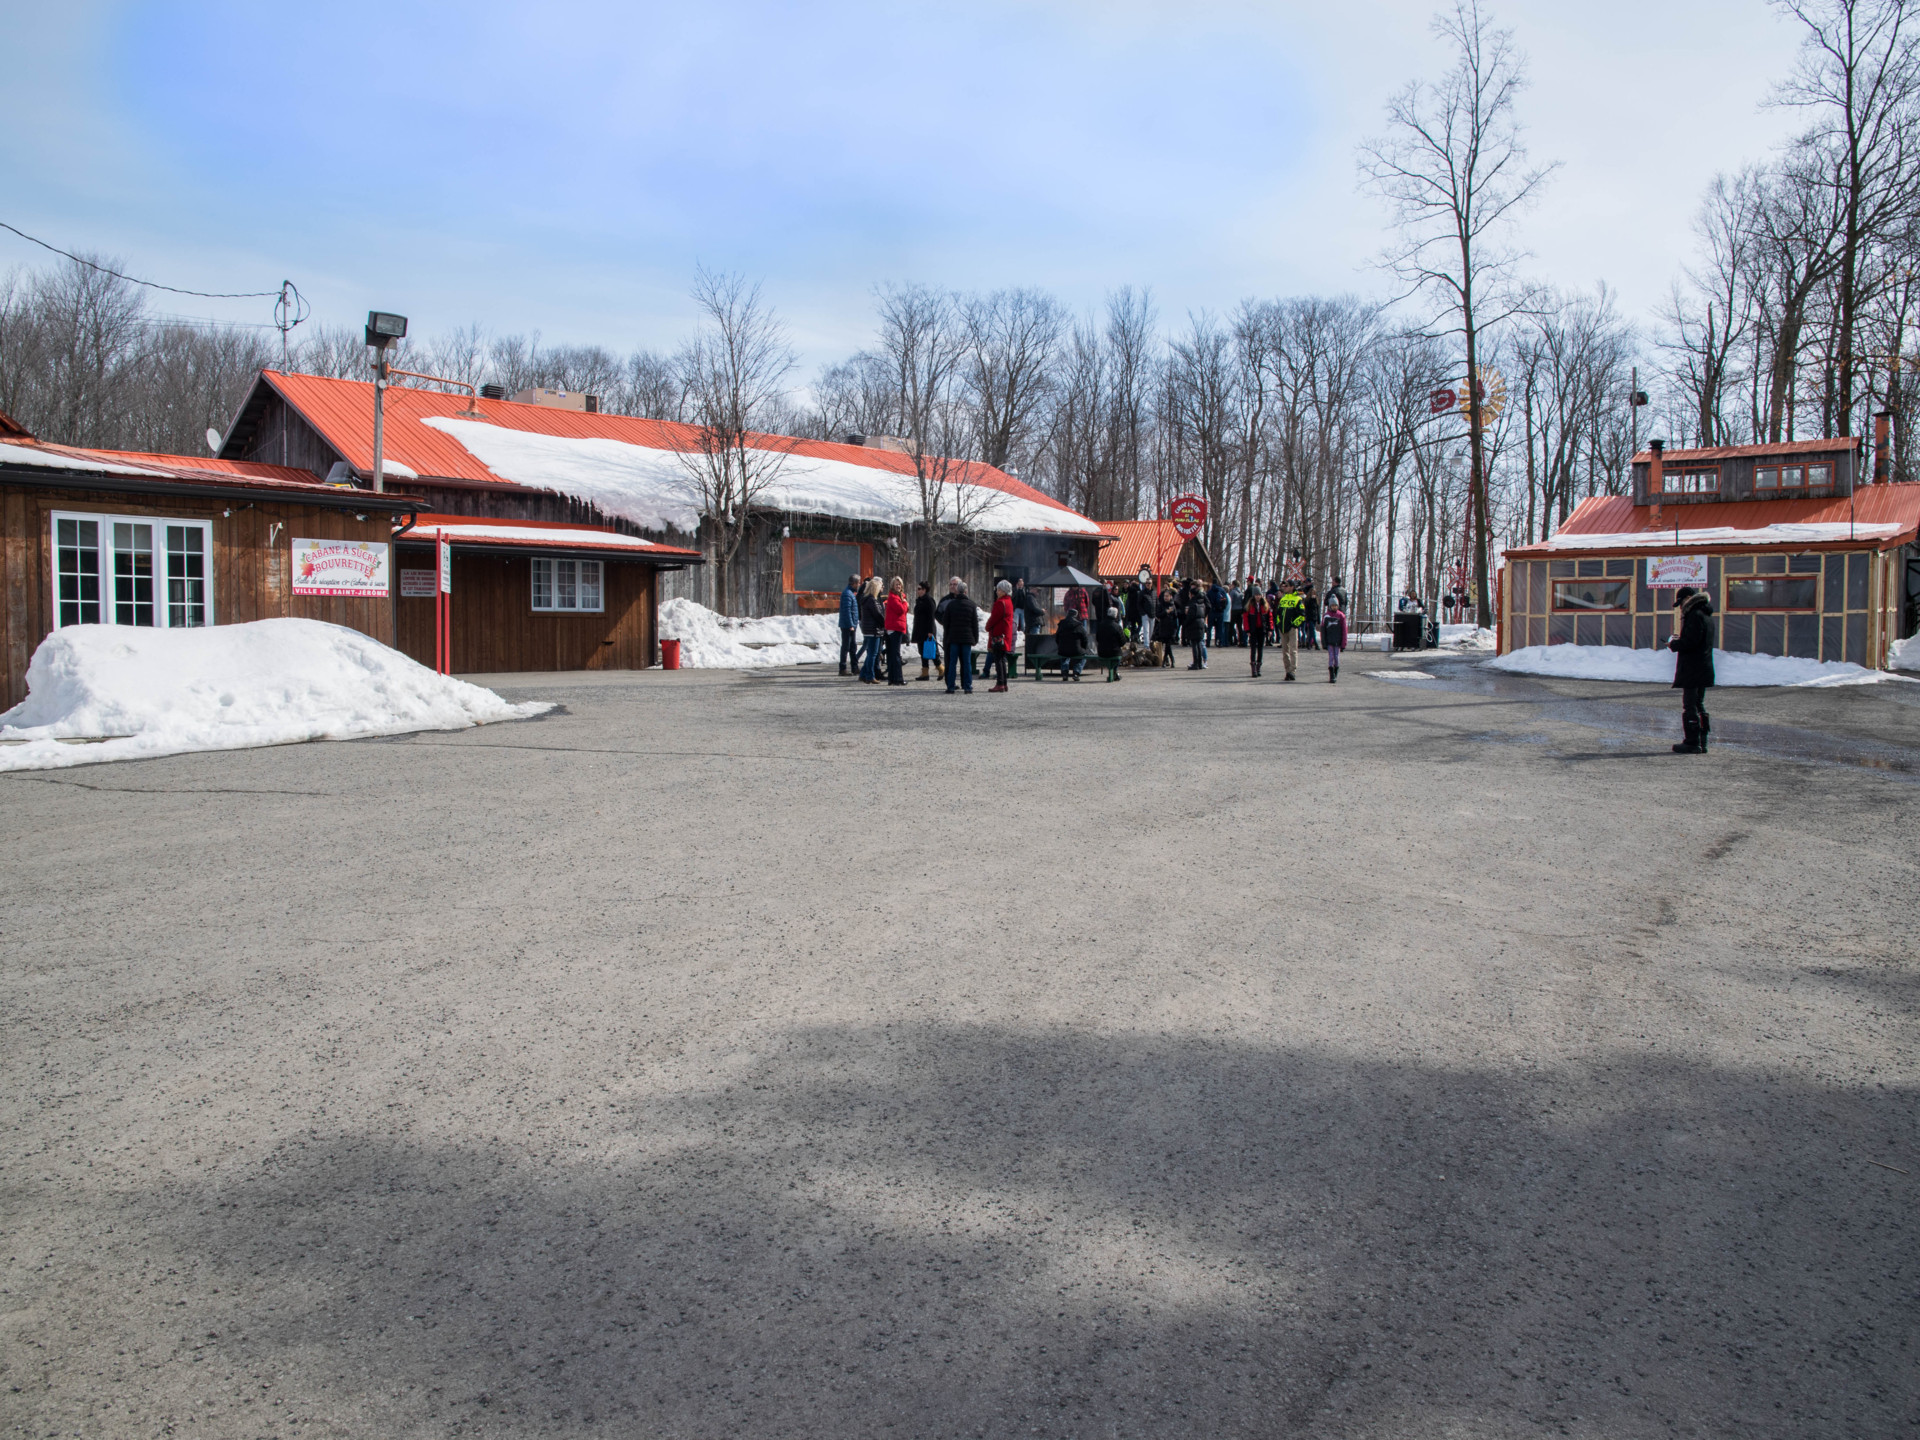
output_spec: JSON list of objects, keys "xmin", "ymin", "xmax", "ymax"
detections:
[
  {"xmin": 54, "ymin": 512, "xmax": 210, "ymax": 628},
  {"xmin": 531, "ymin": 556, "xmax": 604, "ymax": 612}
]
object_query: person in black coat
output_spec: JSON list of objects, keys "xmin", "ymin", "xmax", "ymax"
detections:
[
  {"xmin": 1668, "ymin": 586, "xmax": 1716, "ymax": 753},
  {"xmin": 1152, "ymin": 591, "xmax": 1178, "ymax": 666},
  {"xmin": 1124, "ymin": 581, "xmax": 1149, "ymax": 641},
  {"xmin": 1055, "ymin": 611, "xmax": 1090, "ymax": 680},
  {"xmin": 935, "ymin": 577, "xmax": 979, "ymax": 694},
  {"xmin": 1096, "ymin": 606, "xmax": 1128, "ymax": 662},
  {"xmin": 911, "ymin": 581, "xmax": 939, "ymax": 681}
]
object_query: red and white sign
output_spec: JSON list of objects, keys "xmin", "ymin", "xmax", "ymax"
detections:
[
  {"xmin": 400, "ymin": 569, "xmax": 437, "ymax": 598},
  {"xmin": 1646, "ymin": 555, "xmax": 1708, "ymax": 588},
  {"xmin": 439, "ymin": 537, "xmax": 452, "ymax": 593},
  {"xmin": 1169, "ymin": 494, "xmax": 1208, "ymax": 539},
  {"xmin": 291, "ymin": 539, "xmax": 389, "ymax": 598}
]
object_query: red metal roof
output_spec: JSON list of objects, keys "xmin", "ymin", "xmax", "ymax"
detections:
[
  {"xmin": 255, "ymin": 370, "xmax": 1095, "ymax": 524},
  {"xmin": 0, "ymin": 436, "xmax": 407, "ymax": 500},
  {"xmin": 400, "ymin": 512, "xmax": 701, "ymax": 559},
  {"xmin": 1093, "ymin": 519, "xmax": 1211, "ymax": 577},
  {"xmin": 1631, "ymin": 437, "xmax": 1863, "ymax": 464},
  {"xmin": 1506, "ymin": 483, "xmax": 1920, "ymax": 556}
]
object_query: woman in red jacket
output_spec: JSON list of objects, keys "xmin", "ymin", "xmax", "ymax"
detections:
[
  {"xmin": 985, "ymin": 579, "xmax": 1017, "ymax": 692},
  {"xmin": 882, "ymin": 577, "xmax": 911, "ymax": 686}
]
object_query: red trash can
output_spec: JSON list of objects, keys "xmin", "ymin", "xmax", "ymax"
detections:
[{"xmin": 660, "ymin": 638, "xmax": 681, "ymax": 670}]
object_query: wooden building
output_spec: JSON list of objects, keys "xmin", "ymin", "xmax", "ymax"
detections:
[
  {"xmin": 0, "ymin": 412, "xmax": 415, "ymax": 708},
  {"xmin": 394, "ymin": 515, "xmax": 700, "ymax": 673},
  {"xmin": 1499, "ymin": 439, "xmax": 1920, "ymax": 667},
  {"xmin": 1091, "ymin": 519, "xmax": 1221, "ymax": 587},
  {"xmin": 216, "ymin": 371, "xmax": 1107, "ymax": 615}
]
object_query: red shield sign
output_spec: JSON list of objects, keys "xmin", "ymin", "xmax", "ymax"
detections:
[{"xmin": 1169, "ymin": 494, "xmax": 1207, "ymax": 539}]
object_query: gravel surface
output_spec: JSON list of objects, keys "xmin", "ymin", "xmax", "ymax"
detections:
[{"xmin": 4, "ymin": 650, "xmax": 1916, "ymax": 1439}]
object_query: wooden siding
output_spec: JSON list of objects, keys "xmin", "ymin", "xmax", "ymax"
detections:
[
  {"xmin": 1501, "ymin": 548, "xmax": 1896, "ymax": 665},
  {"xmin": 394, "ymin": 546, "xmax": 657, "ymax": 673},
  {"xmin": 232, "ymin": 394, "xmax": 343, "ymax": 478},
  {"xmin": 1, "ymin": 483, "xmax": 397, "ymax": 708}
]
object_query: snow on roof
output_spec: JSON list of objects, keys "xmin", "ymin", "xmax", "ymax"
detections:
[
  {"xmin": 421, "ymin": 415, "xmax": 1103, "ymax": 536},
  {"xmin": 243, "ymin": 371, "xmax": 1103, "ymax": 536},
  {"xmin": 1540, "ymin": 521, "xmax": 1902, "ymax": 549},
  {"xmin": 1506, "ymin": 485, "xmax": 1920, "ymax": 555},
  {"xmin": 0, "ymin": 440, "xmax": 177, "ymax": 478},
  {"xmin": 403, "ymin": 512, "xmax": 700, "ymax": 557},
  {"xmin": 0, "ymin": 438, "xmax": 385, "ymax": 497}
]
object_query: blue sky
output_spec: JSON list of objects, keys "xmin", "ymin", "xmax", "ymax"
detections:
[{"xmin": 3, "ymin": 0, "xmax": 1805, "ymax": 369}]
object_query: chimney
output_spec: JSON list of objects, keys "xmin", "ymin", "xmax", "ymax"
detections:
[
  {"xmin": 1648, "ymin": 439, "xmax": 1664, "ymax": 522},
  {"xmin": 1874, "ymin": 410, "xmax": 1892, "ymax": 482}
]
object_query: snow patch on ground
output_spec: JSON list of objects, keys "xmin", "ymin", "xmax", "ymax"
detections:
[
  {"xmin": 659, "ymin": 598, "xmax": 839, "ymax": 668},
  {"xmin": 0, "ymin": 620, "xmax": 550, "ymax": 771},
  {"xmin": 1438, "ymin": 625, "xmax": 1497, "ymax": 651},
  {"xmin": 1891, "ymin": 634, "xmax": 1920, "ymax": 673},
  {"xmin": 1487, "ymin": 643, "xmax": 1905, "ymax": 687}
]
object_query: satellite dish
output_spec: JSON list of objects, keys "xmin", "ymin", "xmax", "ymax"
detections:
[{"xmin": 205, "ymin": 428, "xmax": 222, "ymax": 455}]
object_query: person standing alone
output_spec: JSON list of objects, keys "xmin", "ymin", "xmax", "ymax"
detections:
[{"xmin": 1668, "ymin": 585, "xmax": 1715, "ymax": 753}]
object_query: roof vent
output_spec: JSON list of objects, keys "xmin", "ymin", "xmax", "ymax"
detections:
[
  {"xmin": 844, "ymin": 432, "xmax": 866, "ymax": 446},
  {"xmin": 586, "ymin": 394, "xmax": 600, "ymax": 414},
  {"xmin": 479, "ymin": 383, "xmax": 508, "ymax": 400}
]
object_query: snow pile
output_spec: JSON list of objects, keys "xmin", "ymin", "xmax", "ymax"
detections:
[
  {"xmin": 422, "ymin": 417, "xmax": 1102, "ymax": 536},
  {"xmin": 1544, "ymin": 521, "xmax": 1900, "ymax": 549},
  {"xmin": 1891, "ymin": 634, "xmax": 1920, "ymax": 673},
  {"xmin": 1438, "ymin": 625, "xmax": 1497, "ymax": 651},
  {"xmin": 659, "ymin": 598, "xmax": 839, "ymax": 668},
  {"xmin": 1488, "ymin": 643, "xmax": 1905, "ymax": 687},
  {"xmin": 0, "ymin": 620, "xmax": 551, "ymax": 771}
]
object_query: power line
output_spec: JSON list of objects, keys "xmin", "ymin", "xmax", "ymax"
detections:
[{"xmin": 0, "ymin": 219, "xmax": 283, "ymax": 300}]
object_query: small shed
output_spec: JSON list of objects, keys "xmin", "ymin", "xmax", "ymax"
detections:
[
  {"xmin": 1500, "ymin": 443, "xmax": 1919, "ymax": 667},
  {"xmin": 1093, "ymin": 519, "xmax": 1220, "ymax": 586},
  {"xmin": 0, "ymin": 414, "xmax": 415, "ymax": 708},
  {"xmin": 392, "ymin": 515, "xmax": 701, "ymax": 673}
]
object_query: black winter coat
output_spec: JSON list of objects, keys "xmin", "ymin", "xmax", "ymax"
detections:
[
  {"xmin": 858, "ymin": 593, "xmax": 885, "ymax": 633},
  {"xmin": 1096, "ymin": 613, "xmax": 1128, "ymax": 657},
  {"xmin": 1152, "ymin": 597, "xmax": 1177, "ymax": 644},
  {"xmin": 1055, "ymin": 615, "xmax": 1089, "ymax": 658},
  {"xmin": 1670, "ymin": 592, "xmax": 1716, "ymax": 688},
  {"xmin": 937, "ymin": 593, "xmax": 979, "ymax": 649},
  {"xmin": 911, "ymin": 593, "xmax": 937, "ymax": 643}
]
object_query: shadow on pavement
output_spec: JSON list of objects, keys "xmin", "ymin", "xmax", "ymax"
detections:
[{"xmin": 113, "ymin": 1024, "xmax": 1916, "ymax": 1438}]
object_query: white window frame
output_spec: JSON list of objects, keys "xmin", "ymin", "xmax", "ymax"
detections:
[
  {"xmin": 51, "ymin": 510, "xmax": 214, "ymax": 630},
  {"xmin": 530, "ymin": 556, "xmax": 604, "ymax": 613}
]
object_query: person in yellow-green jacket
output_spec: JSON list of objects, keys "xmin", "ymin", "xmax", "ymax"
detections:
[{"xmin": 1276, "ymin": 585, "xmax": 1306, "ymax": 681}]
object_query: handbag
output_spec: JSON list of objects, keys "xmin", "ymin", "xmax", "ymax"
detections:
[{"xmin": 920, "ymin": 639, "xmax": 938, "ymax": 660}]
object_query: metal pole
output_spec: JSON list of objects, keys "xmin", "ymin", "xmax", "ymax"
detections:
[
  {"xmin": 372, "ymin": 342, "xmax": 388, "ymax": 494},
  {"xmin": 1631, "ymin": 366, "xmax": 1639, "ymax": 460}
]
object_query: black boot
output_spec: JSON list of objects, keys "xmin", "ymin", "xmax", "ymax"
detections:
[
  {"xmin": 1672, "ymin": 716, "xmax": 1702, "ymax": 754},
  {"xmin": 1698, "ymin": 710, "xmax": 1710, "ymax": 753}
]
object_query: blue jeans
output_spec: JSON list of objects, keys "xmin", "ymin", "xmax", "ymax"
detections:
[
  {"xmin": 946, "ymin": 645, "xmax": 975, "ymax": 692},
  {"xmin": 839, "ymin": 627, "xmax": 858, "ymax": 673},
  {"xmin": 859, "ymin": 634, "xmax": 881, "ymax": 681},
  {"xmin": 1063, "ymin": 656, "xmax": 1086, "ymax": 678}
]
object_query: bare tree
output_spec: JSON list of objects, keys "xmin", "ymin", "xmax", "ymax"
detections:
[
  {"xmin": 1774, "ymin": 0, "xmax": 1920, "ymax": 438},
  {"xmin": 963, "ymin": 288, "xmax": 1065, "ymax": 470},
  {"xmin": 673, "ymin": 269, "xmax": 800, "ymax": 615},
  {"xmin": 1359, "ymin": 0, "xmax": 1556, "ymax": 626}
]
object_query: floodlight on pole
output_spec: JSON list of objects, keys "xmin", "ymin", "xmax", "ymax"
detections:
[{"xmin": 365, "ymin": 310, "xmax": 409, "ymax": 493}]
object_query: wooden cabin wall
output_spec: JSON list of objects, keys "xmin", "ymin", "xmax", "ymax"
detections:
[
  {"xmin": 393, "ymin": 547, "xmax": 656, "ymax": 673},
  {"xmin": 230, "ymin": 396, "xmax": 343, "ymax": 477},
  {"xmin": 1502, "ymin": 549, "xmax": 1890, "ymax": 665},
  {"xmin": 1, "ymin": 482, "xmax": 395, "ymax": 708}
]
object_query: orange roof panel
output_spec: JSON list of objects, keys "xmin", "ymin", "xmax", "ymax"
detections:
[{"xmin": 1505, "ymin": 483, "xmax": 1920, "ymax": 556}]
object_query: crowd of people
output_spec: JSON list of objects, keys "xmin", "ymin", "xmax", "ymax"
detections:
[{"xmin": 834, "ymin": 566, "xmax": 1354, "ymax": 692}]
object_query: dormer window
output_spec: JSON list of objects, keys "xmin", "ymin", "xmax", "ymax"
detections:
[
  {"xmin": 1657, "ymin": 468, "xmax": 1718, "ymax": 496},
  {"xmin": 1755, "ymin": 462, "xmax": 1829, "ymax": 490}
]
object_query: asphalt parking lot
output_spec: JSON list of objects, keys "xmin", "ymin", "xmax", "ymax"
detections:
[{"xmin": 4, "ymin": 649, "xmax": 1916, "ymax": 1438}]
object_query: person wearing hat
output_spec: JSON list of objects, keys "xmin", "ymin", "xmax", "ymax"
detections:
[{"xmin": 1668, "ymin": 584, "xmax": 1716, "ymax": 753}]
